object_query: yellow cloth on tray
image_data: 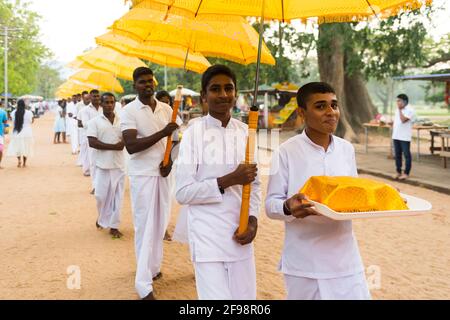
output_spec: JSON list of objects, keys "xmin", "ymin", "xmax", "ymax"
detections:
[{"xmin": 299, "ymin": 176, "xmax": 408, "ymax": 213}]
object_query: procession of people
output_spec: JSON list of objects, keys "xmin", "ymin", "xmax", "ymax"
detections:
[{"xmin": 0, "ymin": 64, "xmax": 428, "ymax": 301}]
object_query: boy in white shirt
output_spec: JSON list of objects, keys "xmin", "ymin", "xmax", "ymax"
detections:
[
  {"xmin": 87, "ymin": 93, "xmax": 125, "ymax": 238},
  {"xmin": 392, "ymin": 94, "xmax": 414, "ymax": 180},
  {"xmin": 265, "ymin": 82, "xmax": 370, "ymax": 300},
  {"xmin": 120, "ymin": 67, "xmax": 179, "ymax": 300},
  {"xmin": 175, "ymin": 65, "xmax": 261, "ymax": 300}
]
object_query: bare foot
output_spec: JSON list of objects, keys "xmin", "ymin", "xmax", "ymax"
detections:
[
  {"xmin": 142, "ymin": 291, "xmax": 156, "ymax": 300},
  {"xmin": 399, "ymin": 174, "xmax": 409, "ymax": 180},
  {"xmin": 393, "ymin": 173, "xmax": 401, "ymax": 180},
  {"xmin": 96, "ymin": 221, "xmax": 103, "ymax": 230},
  {"xmin": 90, "ymin": 188, "xmax": 95, "ymax": 195},
  {"xmin": 17, "ymin": 162, "xmax": 22, "ymax": 168},
  {"xmin": 110, "ymin": 228, "xmax": 123, "ymax": 238},
  {"xmin": 164, "ymin": 230, "xmax": 172, "ymax": 241},
  {"xmin": 152, "ymin": 272, "xmax": 162, "ymax": 281}
]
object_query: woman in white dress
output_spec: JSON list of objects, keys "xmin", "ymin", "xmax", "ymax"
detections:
[
  {"xmin": 53, "ymin": 99, "xmax": 67, "ymax": 144},
  {"xmin": 6, "ymin": 99, "xmax": 34, "ymax": 168}
]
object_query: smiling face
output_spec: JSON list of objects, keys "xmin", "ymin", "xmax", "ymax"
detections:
[
  {"xmin": 299, "ymin": 92, "xmax": 340, "ymax": 135},
  {"xmin": 134, "ymin": 73, "xmax": 155, "ymax": 99},
  {"xmin": 202, "ymin": 74, "xmax": 237, "ymax": 119}
]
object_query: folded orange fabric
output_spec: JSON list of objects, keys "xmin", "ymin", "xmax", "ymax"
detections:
[{"xmin": 299, "ymin": 176, "xmax": 408, "ymax": 212}]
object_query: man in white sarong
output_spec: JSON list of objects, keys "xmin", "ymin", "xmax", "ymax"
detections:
[
  {"xmin": 121, "ymin": 67, "xmax": 179, "ymax": 300},
  {"xmin": 87, "ymin": 92, "xmax": 125, "ymax": 238}
]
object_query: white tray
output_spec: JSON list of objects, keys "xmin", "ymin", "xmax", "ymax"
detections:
[{"xmin": 310, "ymin": 193, "xmax": 432, "ymax": 220}]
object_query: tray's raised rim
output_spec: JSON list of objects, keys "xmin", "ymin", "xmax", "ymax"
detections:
[{"xmin": 309, "ymin": 193, "xmax": 432, "ymax": 220}]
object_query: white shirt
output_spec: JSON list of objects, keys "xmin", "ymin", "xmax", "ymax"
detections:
[
  {"xmin": 175, "ymin": 115, "xmax": 261, "ymax": 262},
  {"xmin": 79, "ymin": 104, "xmax": 102, "ymax": 132},
  {"xmin": 120, "ymin": 97, "xmax": 182, "ymax": 176},
  {"xmin": 265, "ymin": 131, "xmax": 364, "ymax": 279},
  {"xmin": 11, "ymin": 110, "xmax": 33, "ymax": 138},
  {"xmin": 66, "ymin": 102, "xmax": 76, "ymax": 119},
  {"xmin": 87, "ymin": 114, "xmax": 124, "ymax": 170},
  {"xmin": 75, "ymin": 101, "xmax": 90, "ymax": 120},
  {"xmin": 392, "ymin": 105, "xmax": 415, "ymax": 142}
]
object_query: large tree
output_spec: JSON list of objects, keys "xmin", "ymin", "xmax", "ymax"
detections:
[
  {"xmin": 316, "ymin": 9, "xmax": 434, "ymax": 141},
  {"xmin": 0, "ymin": 0, "xmax": 49, "ymax": 96}
]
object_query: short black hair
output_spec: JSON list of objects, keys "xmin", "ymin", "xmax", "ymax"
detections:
[
  {"xmin": 81, "ymin": 91, "xmax": 89, "ymax": 95},
  {"xmin": 133, "ymin": 67, "xmax": 153, "ymax": 82},
  {"xmin": 155, "ymin": 90, "xmax": 172, "ymax": 104},
  {"xmin": 201, "ymin": 64, "xmax": 237, "ymax": 93},
  {"xmin": 296, "ymin": 82, "xmax": 336, "ymax": 109},
  {"xmin": 101, "ymin": 92, "xmax": 116, "ymax": 103},
  {"xmin": 397, "ymin": 94, "xmax": 409, "ymax": 105},
  {"xmin": 89, "ymin": 89, "xmax": 100, "ymax": 95}
]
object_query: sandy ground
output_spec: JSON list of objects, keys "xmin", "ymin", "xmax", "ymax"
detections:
[{"xmin": 0, "ymin": 113, "xmax": 449, "ymax": 300}]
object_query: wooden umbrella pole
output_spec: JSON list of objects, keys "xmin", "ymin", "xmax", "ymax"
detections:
[
  {"xmin": 163, "ymin": 85, "xmax": 183, "ymax": 166},
  {"xmin": 238, "ymin": 108, "xmax": 258, "ymax": 235},
  {"xmin": 238, "ymin": 0, "xmax": 265, "ymax": 235}
]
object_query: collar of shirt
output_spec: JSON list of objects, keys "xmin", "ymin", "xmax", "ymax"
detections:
[
  {"xmin": 134, "ymin": 97, "xmax": 163, "ymax": 113},
  {"xmin": 299, "ymin": 129, "xmax": 335, "ymax": 154},
  {"xmin": 100, "ymin": 113, "xmax": 119, "ymax": 126},
  {"xmin": 205, "ymin": 114, "xmax": 234, "ymax": 129}
]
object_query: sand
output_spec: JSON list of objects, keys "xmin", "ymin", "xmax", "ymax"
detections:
[{"xmin": 0, "ymin": 113, "xmax": 449, "ymax": 299}]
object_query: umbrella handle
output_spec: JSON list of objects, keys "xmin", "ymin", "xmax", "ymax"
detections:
[
  {"xmin": 163, "ymin": 85, "xmax": 183, "ymax": 167},
  {"xmin": 238, "ymin": 109, "xmax": 259, "ymax": 235}
]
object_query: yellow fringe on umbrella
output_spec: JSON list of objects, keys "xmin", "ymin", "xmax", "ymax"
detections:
[{"xmin": 317, "ymin": 0, "xmax": 432, "ymax": 24}]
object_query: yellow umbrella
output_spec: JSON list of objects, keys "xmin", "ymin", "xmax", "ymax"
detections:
[
  {"xmin": 76, "ymin": 46, "xmax": 148, "ymax": 81},
  {"xmin": 129, "ymin": 0, "xmax": 432, "ymax": 235},
  {"xmin": 69, "ymin": 69, "xmax": 124, "ymax": 93},
  {"xmin": 57, "ymin": 80, "xmax": 95, "ymax": 94},
  {"xmin": 67, "ymin": 54, "xmax": 160, "ymax": 86},
  {"xmin": 111, "ymin": 2, "xmax": 275, "ymax": 65},
  {"xmin": 129, "ymin": 0, "xmax": 432, "ymax": 22},
  {"xmin": 96, "ymin": 32, "xmax": 211, "ymax": 74}
]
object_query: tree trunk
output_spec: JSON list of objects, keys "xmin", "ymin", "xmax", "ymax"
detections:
[
  {"xmin": 344, "ymin": 71, "xmax": 377, "ymax": 129},
  {"xmin": 317, "ymin": 23, "xmax": 358, "ymax": 142}
]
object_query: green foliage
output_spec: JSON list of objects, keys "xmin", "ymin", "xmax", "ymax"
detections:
[
  {"xmin": 0, "ymin": 0, "xmax": 50, "ymax": 96},
  {"xmin": 35, "ymin": 63, "xmax": 63, "ymax": 99}
]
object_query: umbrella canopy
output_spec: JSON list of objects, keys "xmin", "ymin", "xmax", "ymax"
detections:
[
  {"xmin": 169, "ymin": 87, "xmax": 200, "ymax": 97},
  {"xmin": 67, "ymin": 54, "xmax": 160, "ymax": 86},
  {"xmin": 75, "ymin": 46, "xmax": 148, "ymax": 81},
  {"xmin": 69, "ymin": 69, "xmax": 124, "ymax": 94},
  {"xmin": 56, "ymin": 80, "xmax": 97, "ymax": 98},
  {"xmin": 128, "ymin": 0, "xmax": 432, "ymax": 22},
  {"xmin": 111, "ymin": 2, "xmax": 275, "ymax": 65},
  {"xmin": 96, "ymin": 32, "xmax": 211, "ymax": 74}
]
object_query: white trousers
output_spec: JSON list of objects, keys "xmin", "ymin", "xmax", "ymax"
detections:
[
  {"xmin": 94, "ymin": 167, "xmax": 125, "ymax": 229},
  {"xmin": 88, "ymin": 147, "xmax": 97, "ymax": 189},
  {"xmin": 79, "ymin": 131, "xmax": 90, "ymax": 174},
  {"xmin": 69, "ymin": 118, "xmax": 78, "ymax": 154},
  {"xmin": 284, "ymin": 272, "xmax": 371, "ymax": 300},
  {"xmin": 194, "ymin": 257, "xmax": 257, "ymax": 300},
  {"xmin": 130, "ymin": 175, "xmax": 170, "ymax": 298}
]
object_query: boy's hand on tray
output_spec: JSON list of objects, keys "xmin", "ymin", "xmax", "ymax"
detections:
[{"xmin": 284, "ymin": 193, "xmax": 320, "ymax": 219}]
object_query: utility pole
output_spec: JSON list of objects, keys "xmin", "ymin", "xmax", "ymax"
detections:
[
  {"xmin": 0, "ymin": 25, "xmax": 23, "ymax": 108},
  {"xmin": 4, "ymin": 26, "xmax": 8, "ymax": 109}
]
